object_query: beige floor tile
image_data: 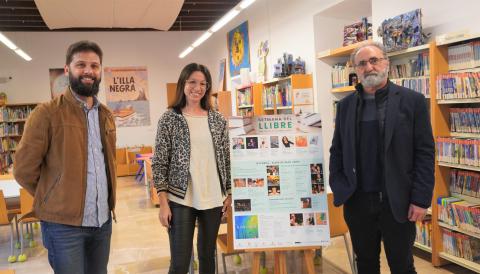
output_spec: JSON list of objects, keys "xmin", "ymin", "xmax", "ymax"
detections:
[{"xmin": 0, "ymin": 176, "xmax": 476, "ymax": 273}]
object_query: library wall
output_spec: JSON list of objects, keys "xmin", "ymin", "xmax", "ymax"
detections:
[
  {"xmin": 202, "ymin": 0, "xmax": 340, "ymax": 114},
  {"xmin": 0, "ymin": 31, "xmax": 215, "ymax": 147}
]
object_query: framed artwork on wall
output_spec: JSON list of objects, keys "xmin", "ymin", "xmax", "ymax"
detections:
[{"xmin": 227, "ymin": 21, "xmax": 251, "ymax": 77}]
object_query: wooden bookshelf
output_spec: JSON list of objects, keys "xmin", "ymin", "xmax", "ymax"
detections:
[
  {"xmin": 316, "ymin": 40, "xmax": 372, "ymax": 59},
  {"xmin": 437, "ymin": 98, "xmax": 480, "ymax": 104},
  {"xmin": 414, "ymin": 242, "xmax": 432, "ymax": 253},
  {"xmin": 438, "ymin": 162, "xmax": 480, "ymax": 172},
  {"xmin": 331, "ymin": 86, "xmax": 355, "ymax": 93},
  {"xmin": 439, "ymin": 252, "xmax": 480, "ymax": 273},
  {"xmin": 0, "ymin": 103, "xmax": 38, "ymax": 174},
  {"xmin": 261, "ymin": 74, "xmax": 313, "ymax": 115},
  {"xmin": 235, "ymin": 83, "xmax": 263, "ymax": 117}
]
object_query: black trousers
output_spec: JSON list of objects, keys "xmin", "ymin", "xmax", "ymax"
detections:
[
  {"xmin": 343, "ymin": 191, "xmax": 416, "ymax": 274},
  {"xmin": 168, "ymin": 201, "xmax": 223, "ymax": 274}
]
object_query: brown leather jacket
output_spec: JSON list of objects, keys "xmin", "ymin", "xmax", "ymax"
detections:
[{"xmin": 13, "ymin": 88, "xmax": 117, "ymax": 226}]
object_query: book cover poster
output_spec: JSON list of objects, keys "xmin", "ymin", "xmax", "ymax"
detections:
[
  {"xmin": 49, "ymin": 68, "xmax": 69, "ymax": 99},
  {"xmin": 230, "ymin": 114, "xmax": 329, "ymax": 250},
  {"xmin": 104, "ymin": 66, "xmax": 151, "ymax": 127},
  {"xmin": 218, "ymin": 58, "xmax": 226, "ymax": 91},
  {"xmin": 227, "ymin": 21, "xmax": 251, "ymax": 77},
  {"xmin": 381, "ymin": 9, "xmax": 424, "ymax": 52}
]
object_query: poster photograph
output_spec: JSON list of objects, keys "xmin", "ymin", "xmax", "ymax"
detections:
[
  {"xmin": 104, "ymin": 66, "xmax": 151, "ymax": 127},
  {"xmin": 230, "ymin": 114, "xmax": 329, "ymax": 249},
  {"xmin": 49, "ymin": 68, "xmax": 69, "ymax": 99},
  {"xmin": 227, "ymin": 21, "xmax": 251, "ymax": 77}
]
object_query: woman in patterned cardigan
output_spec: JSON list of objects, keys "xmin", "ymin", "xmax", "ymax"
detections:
[{"xmin": 152, "ymin": 63, "xmax": 231, "ymax": 274}]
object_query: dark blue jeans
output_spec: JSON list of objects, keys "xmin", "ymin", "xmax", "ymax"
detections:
[
  {"xmin": 41, "ymin": 217, "xmax": 112, "ymax": 274},
  {"xmin": 168, "ymin": 201, "xmax": 223, "ymax": 274}
]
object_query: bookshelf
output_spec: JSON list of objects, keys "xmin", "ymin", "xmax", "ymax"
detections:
[
  {"xmin": 430, "ymin": 34, "xmax": 480, "ymax": 271},
  {"xmin": 0, "ymin": 103, "xmax": 37, "ymax": 174},
  {"xmin": 235, "ymin": 83, "xmax": 263, "ymax": 117},
  {"xmin": 261, "ymin": 74, "xmax": 313, "ymax": 115}
]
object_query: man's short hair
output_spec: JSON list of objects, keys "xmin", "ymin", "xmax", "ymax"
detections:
[
  {"xmin": 350, "ymin": 41, "xmax": 388, "ymax": 65},
  {"xmin": 66, "ymin": 40, "xmax": 103, "ymax": 65}
]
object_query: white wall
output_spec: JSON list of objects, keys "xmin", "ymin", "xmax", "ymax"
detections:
[
  {"xmin": 0, "ymin": 31, "xmax": 215, "ymax": 147},
  {"xmin": 200, "ymin": 0, "xmax": 341, "ymax": 115}
]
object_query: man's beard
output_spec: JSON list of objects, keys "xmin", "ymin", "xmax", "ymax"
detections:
[
  {"xmin": 360, "ymin": 67, "xmax": 388, "ymax": 89},
  {"xmin": 69, "ymin": 72, "xmax": 101, "ymax": 97}
]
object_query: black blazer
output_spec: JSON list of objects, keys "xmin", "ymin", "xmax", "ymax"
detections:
[{"xmin": 329, "ymin": 82, "xmax": 435, "ymax": 223}]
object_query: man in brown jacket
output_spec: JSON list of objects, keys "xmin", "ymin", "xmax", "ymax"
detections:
[{"xmin": 14, "ymin": 40, "xmax": 117, "ymax": 274}]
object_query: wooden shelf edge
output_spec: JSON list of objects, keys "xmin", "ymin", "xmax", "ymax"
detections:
[
  {"xmin": 331, "ymin": 86, "xmax": 356, "ymax": 93},
  {"xmin": 451, "ymin": 193, "xmax": 480, "ymax": 205},
  {"xmin": 438, "ymin": 162, "xmax": 480, "ymax": 172},
  {"xmin": 437, "ymin": 98, "xmax": 480, "ymax": 104},
  {"xmin": 450, "ymin": 132, "xmax": 480, "ymax": 138},
  {"xmin": 436, "ymin": 33, "xmax": 480, "ymax": 47},
  {"xmin": 387, "ymin": 44, "xmax": 430, "ymax": 57},
  {"xmin": 238, "ymin": 105, "xmax": 254, "ymax": 109},
  {"xmin": 317, "ymin": 40, "xmax": 372, "ymax": 59},
  {"xmin": 438, "ymin": 222, "xmax": 480, "ymax": 240},
  {"xmin": 439, "ymin": 252, "xmax": 480, "ymax": 272},
  {"xmin": 414, "ymin": 242, "xmax": 432, "ymax": 253}
]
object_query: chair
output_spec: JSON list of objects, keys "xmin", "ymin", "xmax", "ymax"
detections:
[
  {"xmin": 135, "ymin": 153, "xmax": 145, "ymax": 183},
  {"xmin": 17, "ymin": 188, "xmax": 40, "ymax": 262},
  {"xmin": 0, "ymin": 190, "xmax": 18, "ymax": 263}
]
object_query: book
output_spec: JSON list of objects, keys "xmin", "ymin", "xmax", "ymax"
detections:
[
  {"xmin": 228, "ymin": 116, "xmax": 252, "ymax": 128},
  {"xmin": 229, "ymin": 124, "xmax": 254, "ymax": 137}
]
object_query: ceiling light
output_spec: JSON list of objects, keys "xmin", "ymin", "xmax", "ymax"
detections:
[
  {"xmin": 239, "ymin": 0, "xmax": 256, "ymax": 9},
  {"xmin": 192, "ymin": 31, "xmax": 213, "ymax": 48},
  {"xmin": 179, "ymin": 46, "xmax": 194, "ymax": 59},
  {"xmin": 14, "ymin": 49, "xmax": 32, "ymax": 61},
  {"xmin": 211, "ymin": 9, "xmax": 240, "ymax": 33},
  {"xmin": 0, "ymin": 33, "xmax": 17, "ymax": 50}
]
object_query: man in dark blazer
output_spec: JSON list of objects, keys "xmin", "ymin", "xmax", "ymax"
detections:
[{"xmin": 329, "ymin": 42, "xmax": 434, "ymax": 274}]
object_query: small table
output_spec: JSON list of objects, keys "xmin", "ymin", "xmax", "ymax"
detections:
[{"xmin": 0, "ymin": 180, "xmax": 21, "ymax": 198}]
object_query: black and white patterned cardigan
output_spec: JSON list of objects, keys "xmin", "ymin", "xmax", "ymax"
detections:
[{"xmin": 152, "ymin": 108, "xmax": 231, "ymax": 199}]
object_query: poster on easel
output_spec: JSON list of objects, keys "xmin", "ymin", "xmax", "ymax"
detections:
[{"xmin": 230, "ymin": 114, "xmax": 330, "ymax": 250}]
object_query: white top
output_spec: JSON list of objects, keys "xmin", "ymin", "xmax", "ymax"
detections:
[{"xmin": 169, "ymin": 113, "xmax": 224, "ymax": 210}]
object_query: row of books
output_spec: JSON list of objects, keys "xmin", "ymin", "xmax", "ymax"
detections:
[
  {"xmin": 436, "ymin": 137, "xmax": 480, "ymax": 167},
  {"xmin": 228, "ymin": 116, "xmax": 254, "ymax": 137},
  {"xmin": 263, "ymin": 86, "xmax": 276, "ymax": 109},
  {"xmin": 237, "ymin": 108, "xmax": 253, "ymax": 117},
  {"xmin": 331, "ymin": 63, "xmax": 354, "ymax": 88},
  {"xmin": 450, "ymin": 168, "xmax": 480, "ymax": 198},
  {"xmin": 276, "ymin": 83, "xmax": 293, "ymax": 107},
  {"xmin": 448, "ymin": 41, "xmax": 480, "ymax": 71},
  {"xmin": 436, "ymin": 72, "xmax": 480, "ymax": 100},
  {"xmin": 449, "ymin": 108, "xmax": 480, "ymax": 133},
  {"xmin": 237, "ymin": 87, "xmax": 254, "ymax": 106},
  {"xmin": 438, "ymin": 196, "xmax": 480, "ymax": 234},
  {"xmin": 415, "ymin": 218, "xmax": 432, "ymax": 247},
  {"xmin": 389, "ymin": 52, "xmax": 429, "ymax": 79},
  {"xmin": 0, "ymin": 106, "xmax": 34, "ymax": 122},
  {"xmin": 0, "ymin": 123, "xmax": 23, "ymax": 137},
  {"xmin": 441, "ymin": 228, "xmax": 480, "ymax": 262},
  {"xmin": 0, "ymin": 138, "xmax": 18, "ymax": 152},
  {"xmin": 390, "ymin": 77, "xmax": 430, "ymax": 97},
  {"xmin": 0, "ymin": 153, "xmax": 13, "ymax": 174}
]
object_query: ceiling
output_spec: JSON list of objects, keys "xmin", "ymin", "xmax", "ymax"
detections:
[{"xmin": 0, "ymin": 0, "xmax": 241, "ymax": 32}]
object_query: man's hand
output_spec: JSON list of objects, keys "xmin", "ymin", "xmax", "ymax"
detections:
[
  {"xmin": 222, "ymin": 195, "xmax": 232, "ymax": 218},
  {"xmin": 408, "ymin": 204, "xmax": 428, "ymax": 222}
]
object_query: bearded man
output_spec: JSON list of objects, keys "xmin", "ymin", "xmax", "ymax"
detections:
[
  {"xmin": 14, "ymin": 40, "xmax": 117, "ymax": 274},
  {"xmin": 329, "ymin": 42, "xmax": 434, "ymax": 274}
]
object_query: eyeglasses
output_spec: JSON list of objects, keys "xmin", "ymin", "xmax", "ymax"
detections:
[
  {"xmin": 355, "ymin": 57, "xmax": 387, "ymax": 68},
  {"xmin": 185, "ymin": 80, "xmax": 210, "ymax": 90}
]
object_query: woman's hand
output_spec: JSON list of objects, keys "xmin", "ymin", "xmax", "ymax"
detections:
[
  {"xmin": 222, "ymin": 194, "xmax": 232, "ymax": 218},
  {"xmin": 158, "ymin": 192, "xmax": 171, "ymax": 228}
]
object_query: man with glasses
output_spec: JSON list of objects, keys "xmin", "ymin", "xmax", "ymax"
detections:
[{"xmin": 329, "ymin": 42, "xmax": 434, "ymax": 274}]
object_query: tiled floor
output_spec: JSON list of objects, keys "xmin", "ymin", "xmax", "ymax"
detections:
[{"xmin": 0, "ymin": 176, "xmax": 476, "ymax": 273}]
